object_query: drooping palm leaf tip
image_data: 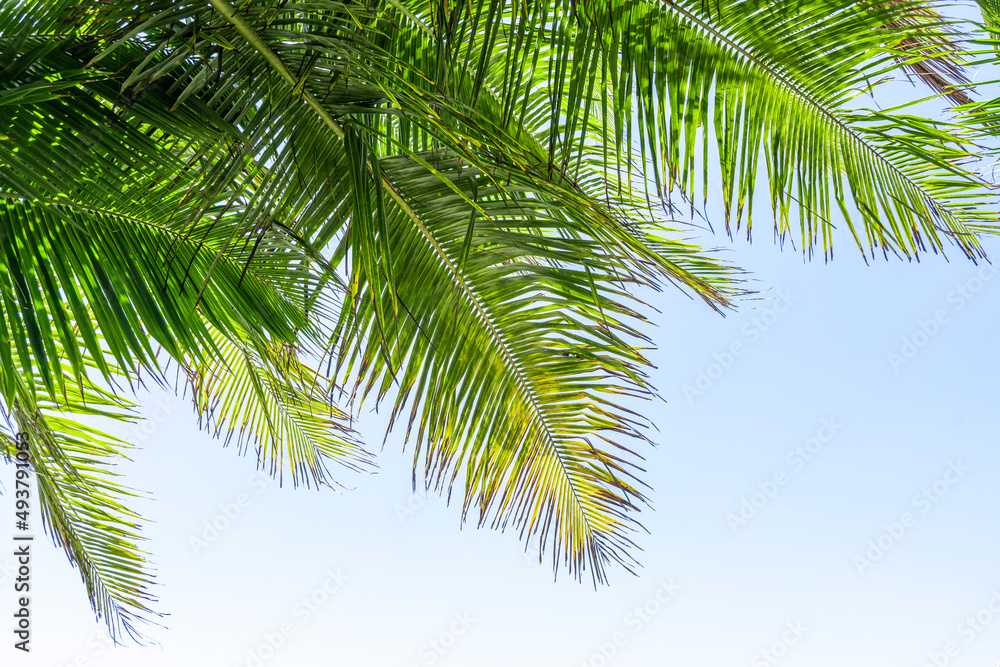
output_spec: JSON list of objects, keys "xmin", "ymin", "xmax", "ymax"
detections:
[
  {"xmin": 885, "ymin": 0, "xmax": 974, "ymax": 105},
  {"xmin": 976, "ymin": 0, "xmax": 1000, "ymax": 41},
  {"xmin": 0, "ymin": 0, "xmax": 997, "ymax": 640}
]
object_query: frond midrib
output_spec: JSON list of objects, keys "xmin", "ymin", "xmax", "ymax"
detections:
[
  {"xmin": 383, "ymin": 173, "xmax": 604, "ymax": 554},
  {"xmin": 655, "ymin": 0, "xmax": 974, "ymax": 242},
  {"xmin": 204, "ymin": 0, "xmax": 607, "ymax": 555}
]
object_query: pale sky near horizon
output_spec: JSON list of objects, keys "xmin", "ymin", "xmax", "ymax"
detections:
[
  {"xmin": 2, "ymin": 218, "xmax": 997, "ymax": 667},
  {"xmin": 3, "ymin": 8, "xmax": 1000, "ymax": 666}
]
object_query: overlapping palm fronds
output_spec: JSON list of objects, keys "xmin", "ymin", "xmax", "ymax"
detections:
[{"xmin": 0, "ymin": 0, "xmax": 997, "ymax": 640}]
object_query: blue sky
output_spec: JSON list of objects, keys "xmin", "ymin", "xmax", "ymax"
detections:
[
  {"xmin": 4, "ymin": 5, "xmax": 1000, "ymax": 664},
  {"xmin": 2, "ymin": 227, "xmax": 998, "ymax": 667}
]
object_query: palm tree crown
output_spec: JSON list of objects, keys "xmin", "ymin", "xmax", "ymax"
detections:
[{"xmin": 0, "ymin": 0, "xmax": 996, "ymax": 641}]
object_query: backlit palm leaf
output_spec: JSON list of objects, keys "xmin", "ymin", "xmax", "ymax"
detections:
[{"xmin": 0, "ymin": 0, "xmax": 997, "ymax": 641}]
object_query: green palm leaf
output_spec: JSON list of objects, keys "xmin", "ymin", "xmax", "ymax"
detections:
[
  {"xmin": 185, "ymin": 319, "xmax": 373, "ymax": 488},
  {"xmin": 2, "ymin": 346, "xmax": 160, "ymax": 643},
  {"xmin": 0, "ymin": 0, "xmax": 997, "ymax": 641}
]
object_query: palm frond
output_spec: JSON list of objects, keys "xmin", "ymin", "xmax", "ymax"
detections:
[
  {"xmin": 332, "ymin": 152, "xmax": 660, "ymax": 582},
  {"xmin": 3, "ymin": 359, "xmax": 160, "ymax": 643},
  {"xmin": 0, "ymin": 0, "xmax": 998, "ymax": 639},
  {"xmin": 184, "ymin": 319, "xmax": 373, "ymax": 488}
]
